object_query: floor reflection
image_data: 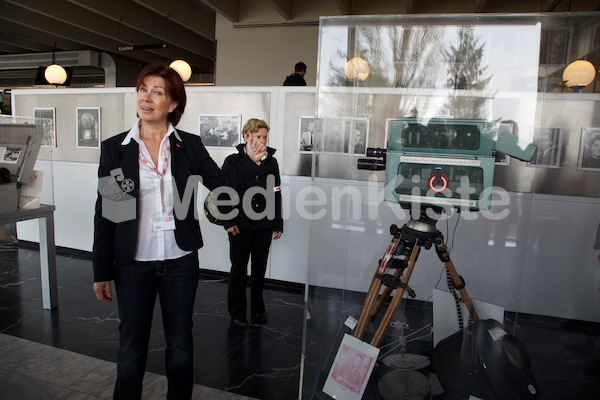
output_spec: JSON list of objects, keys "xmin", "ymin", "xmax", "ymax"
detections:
[{"xmin": 1, "ymin": 246, "xmax": 599, "ymax": 399}]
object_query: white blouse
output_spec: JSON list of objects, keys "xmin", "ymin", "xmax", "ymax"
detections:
[{"xmin": 121, "ymin": 120, "xmax": 191, "ymax": 262}]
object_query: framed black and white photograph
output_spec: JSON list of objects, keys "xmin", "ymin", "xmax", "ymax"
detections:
[
  {"xmin": 76, "ymin": 107, "xmax": 100, "ymax": 148},
  {"xmin": 348, "ymin": 117, "xmax": 369, "ymax": 155},
  {"xmin": 298, "ymin": 116, "xmax": 316, "ymax": 153},
  {"xmin": 529, "ymin": 127, "xmax": 562, "ymax": 168},
  {"xmin": 34, "ymin": 108, "xmax": 56, "ymax": 147},
  {"xmin": 198, "ymin": 114, "xmax": 241, "ymax": 147},
  {"xmin": 578, "ymin": 127, "xmax": 600, "ymax": 170}
]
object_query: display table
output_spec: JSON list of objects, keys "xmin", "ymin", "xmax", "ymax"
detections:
[{"xmin": 0, "ymin": 204, "xmax": 57, "ymax": 309}]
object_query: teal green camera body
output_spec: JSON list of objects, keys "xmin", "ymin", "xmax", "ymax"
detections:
[{"xmin": 383, "ymin": 118, "xmax": 535, "ymax": 210}]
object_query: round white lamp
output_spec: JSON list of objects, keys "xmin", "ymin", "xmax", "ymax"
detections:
[
  {"xmin": 170, "ymin": 60, "xmax": 192, "ymax": 82},
  {"xmin": 562, "ymin": 60, "xmax": 596, "ymax": 91},
  {"xmin": 345, "ymin": 57, "xmax": 370, "ymax": 82},
  {"xmin": 44, "ymin": 64, "xmax": 67, "ymax": 85}
]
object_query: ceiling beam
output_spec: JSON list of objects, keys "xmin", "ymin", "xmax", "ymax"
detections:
[
  {"xmin": 194, "ymin": 0, "xmax": 240, "ymax": 23},
  {"xmin": 0, "ymin": 41, "xmax": 29, "ymax": 54},
  {"xmin": 0, "ymin": 25, "xmax": 57, "ymax": 53},
  {"xmin": 132, "ymin": 0, "xmax": 215, "ymax": 41},
  {"xmin": 0, "ymin": 17, "xmax": 163, "ymax": 67},
  {"xmin": 68, "ymin": 0, "xmax": 215, "ymax": 58},
  {"xmin": 0, "ymin": 19, "xmax": 106, "ymax": 59},
  {"xmin": 268, "ymin": 0, "xmax": 293, "ymax": 20},
  {"xmin": 0, "ymin": 1, "xmax": 213, "ymax": 71}
]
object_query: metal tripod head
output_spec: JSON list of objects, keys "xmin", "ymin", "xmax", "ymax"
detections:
[{"xmin": 389, "ymin": 205, "xmax": 447, "ymax": 259}]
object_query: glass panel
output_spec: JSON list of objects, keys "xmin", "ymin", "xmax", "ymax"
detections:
[{"xmin": 302, "ymin": 12, "xmax": 600, "ymax": 400}]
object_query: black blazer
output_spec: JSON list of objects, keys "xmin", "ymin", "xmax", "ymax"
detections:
[{"xmin": 92, "ymin": 129, "xmax": 261, "ymax": 282}]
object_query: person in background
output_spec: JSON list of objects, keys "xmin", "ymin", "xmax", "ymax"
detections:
[
  {"xmin": 222, "ymin": 118, "xmax": 283, "ymax": 327},
  {"xmin": 283, "ymin": 62, "xmax": 307, "ymax": 86},
  {"xmin": 92, "ymin": 63, "xmax": 266, "ymax": 400}
]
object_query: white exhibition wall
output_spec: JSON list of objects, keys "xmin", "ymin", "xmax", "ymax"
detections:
[{"xmin": 11, "ymin": 87, "xmax": 600, "ymax": 324}]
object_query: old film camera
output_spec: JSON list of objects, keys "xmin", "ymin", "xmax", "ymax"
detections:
[
  {"xmin": 358, "ymin": 117, "xmax": 536, "ymax": 211},
  {"xmin": 354, "ymin": 118, "xmax": 541, "ymax": 399}
]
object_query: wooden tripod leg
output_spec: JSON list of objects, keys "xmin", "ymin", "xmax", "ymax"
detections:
[
  {"xmin": 353, "ymin": 278, "xmax": 382, "ymax": 340},
  {"xmin": 372, "ymin": 258, "xmax": 408, "ymax": 319},
  {"xmin": 435, "ymin": 239, "xmax": 479, "ymax": 321},
  {"xmin": 354, "ymin": 235, "xmax": 400, "ymax": 340},
  {"xmin": 370, "ymin": 244, "xmax": 421, "ymax": 347}
]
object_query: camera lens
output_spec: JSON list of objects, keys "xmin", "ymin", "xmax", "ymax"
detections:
[{"xmin": 366, "ymin": 148, "xmax": 386, "ymax": 158}]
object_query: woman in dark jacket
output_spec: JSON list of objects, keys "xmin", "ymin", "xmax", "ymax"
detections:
[
  {"xmin": 92, "ymin": 63, "xmax": 266, "ymax": 399},
  {"xmin": 222, "ymin": 118, "xmax": 283, "ymax": 327}
]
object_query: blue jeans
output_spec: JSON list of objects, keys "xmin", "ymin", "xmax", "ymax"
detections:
[{"xmin": 113, "ymin": 252, "xmax": 199, "ymax": 400}]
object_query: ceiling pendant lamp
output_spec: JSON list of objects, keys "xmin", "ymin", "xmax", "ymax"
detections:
[
  {"xmin": 562, "ymin": 60, "xmax": 596, "ymax": 92},
  {"xmin": 45, "ymin": 64, "xmax": 67, "ymax": 85},
  {"xmin": 170, "ymin": 60, "xmax": 192, "ymax": 82},
  {"xmin": 345, "ymin": 57, "xmax": 370, "ymax": 82},
  {"xmin": 44, "ymin": 43, "xmax": 67, "ymax": 85}
]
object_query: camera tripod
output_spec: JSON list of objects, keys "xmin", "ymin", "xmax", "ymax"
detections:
[{"xmin": 353, "ymin": 208, "xmax": 479, "ymax": 347}]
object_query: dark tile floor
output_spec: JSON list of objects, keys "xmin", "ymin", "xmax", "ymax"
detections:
[{"xmin": 1, "ymin": 243, "xmax": 599, "ymax": 399}]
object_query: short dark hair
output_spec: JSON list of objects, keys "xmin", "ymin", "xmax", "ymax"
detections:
[
  {"xmin": 295, "ymin": 62, "xmax": 307, "ymax": 72},
  {"xmin": 136, "ymin": 63, "xmax": 187, "ymax": 126}
]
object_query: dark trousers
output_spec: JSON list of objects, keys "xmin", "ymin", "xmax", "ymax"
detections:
[
  {"xmin": 228, "ymin": 228, "xmax": 273, "ymax": 319},
  {"xmin": 113, "ymin": 252, "xmax": 199, "ymax": 400}
]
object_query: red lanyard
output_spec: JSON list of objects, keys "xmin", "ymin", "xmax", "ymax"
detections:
[
  {"xmin": 139, "ymin": 143, "xmax": 170, "ymax": 178},
  {"xmin": 139, "ymin": 142, "xmax": 171, "ymax": 214}
]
